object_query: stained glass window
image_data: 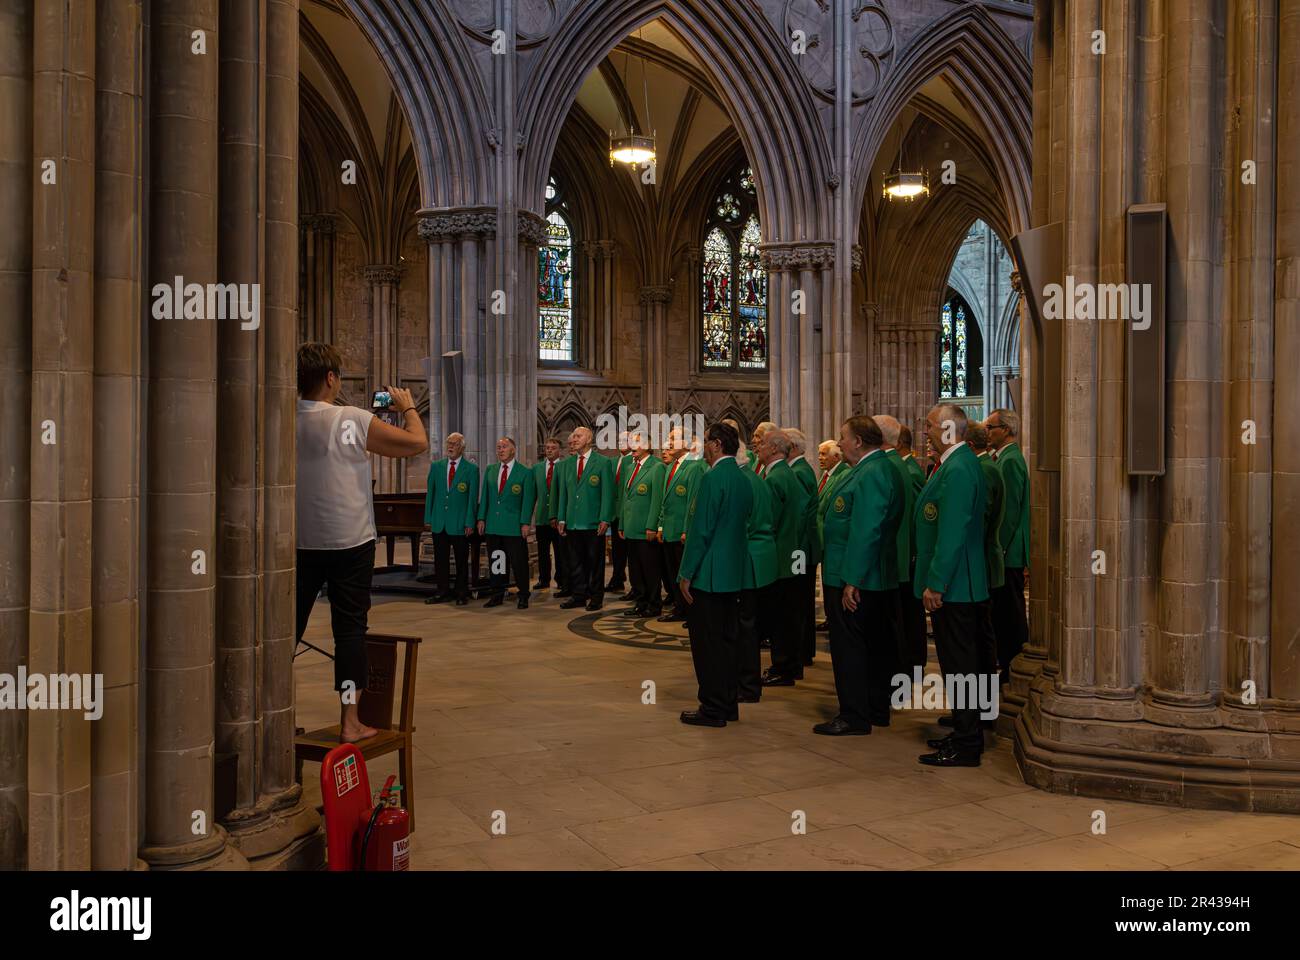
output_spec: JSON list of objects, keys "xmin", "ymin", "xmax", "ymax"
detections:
[
  {"xmin": 701, "ymin": 165, "xmax": 766, "ymax": 372},
  {"xmin": 940, "ymin": 298, "xmax": 969, "ymax": 398},
  {"xmin": 539, "ymin": 177, "xmax": 575, "ymax": 361}
]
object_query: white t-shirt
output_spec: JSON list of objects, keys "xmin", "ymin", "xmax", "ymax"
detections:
[{"xmin": 296, "ymin": 399, "xmax": 376, "ymax": 550}]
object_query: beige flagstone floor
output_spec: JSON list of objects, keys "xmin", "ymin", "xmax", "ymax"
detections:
[{"xmin": 294, "ymin": 557, "xmax": 1300, "ymax": 871}]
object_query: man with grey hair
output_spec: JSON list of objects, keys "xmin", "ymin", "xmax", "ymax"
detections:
[
  {"xmin": 986, "ymin": 407, "xmax": 1029, "ymax": 683},
  {"xmin": 874, "ymin": 413, "xmax": 922, "ymax": 675},
  {"xmin": 814, "ymin": 438, "xmax": 848, "ymax": 632},
  {"xmin": 783, "ymin": 427, "xmax": 818, "ymax": 663},
  {"xmin": 914, "ymin": 403, "xmax": 988, "ymax": 766},
  {"xmin": 749, "ymin": 421, "xmax": 778, "ymax": 476},
  {"xmin": 425, "ymin": 431, "xmax": 479, "ymax": 606}
]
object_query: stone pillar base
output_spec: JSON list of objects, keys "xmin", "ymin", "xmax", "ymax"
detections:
[
  {"xmin": 1015, "ymin": 683, "xmax": 1300, "ymax": 814},
  {"xmin": 225, "ymin": 797, "xmax": 321, "ymax": 867},
  {"xmin": 141, "ymin": 826, "xmax": 251, "ymax": 871}
]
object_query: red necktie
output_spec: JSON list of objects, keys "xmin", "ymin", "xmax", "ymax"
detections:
[
  {"xmin": 499, "ymin": 464, "xmax": 507, "ymax": 494},
  {"xmin": 577, "ymin": 454, "xmax": 585, "ymax": 483},
  {"xmin": 627, "ymin": 458, "xmax": 642, "ymax": 490},
  {"xmin": 615, "ymin": 458, "xmax": 622, "ymax": 483},
  {"xmin": 666, "ymin": 459, "xmax": 679, "ymax": 490},
  {"xmin": 448, "ymin": 460, "xmax": 456, "ymax": 491},
  {"xmin": 818, "ymin": 470, "xmax": 829, "ymax": 494},
  {"xmin": 546, "ymin": 461, "xmax": 554, "ymax": 490}
]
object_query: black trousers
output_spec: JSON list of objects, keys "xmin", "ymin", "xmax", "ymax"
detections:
[
  {"xmin": 626, "ymin": 538, "xmax": 663, "ymax": 612},
  {"xmin": 565, "ymin": 528, "xmax": 605, "ymax": 603},
  {"xmin": 432, "ymin": 531, "xmax": 470, "ymax": 599},
  {"xmin": 296, "ymin": 539, "xmax": 375, "ymax": 692},
  {"xmin": 863, "ymin": 589, "xmax": 903, "ymax": 725},
  {"xmin": 978, "ymin": 599, "xmax": 998, "ymax": 679},
  {"xmin": 825, "ymin": 585, "xmax": 868, "ymax": 728},
  {"xmin": 992, "ymin": 566, "xmax": 1028, "ymax": 682},
  {"xmin": 736, "ymin": 587, "xmax": 762, "ymax": 700},
  {"xmin": 799, "ymin": 571, "xmax": 817, "ymax": 661},
  {"xmin": 931, "ymin": 602, "xmax": 984, "ymax": 754},
  {"xmin": 687, "ymin": 588, "xmax": 740, "ymax": 720},
  {"xmin": 660, "ymin": 538, "xmax": 685, "ymax": 609},
  {"xmin": 608, "ymin": 519, "xmax": 627, "ymax": 586},
  {"xmin": 536, "ymin": 522, "xmax": 568, "ymax": 588},
  {"xmin": 766, "ymin": 577, "xmax": 804, "ymax": 678},
  {"xmin": 486, "ymin": 534, "xmax": 530, "ymax": 600},
  {"xmin": 897, "ymin": 579, "xmax": 928, "ymax": 672}
]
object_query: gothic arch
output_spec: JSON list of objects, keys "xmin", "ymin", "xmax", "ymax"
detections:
[
  {"xmin": 853, "ymin": 3, "xmax": 1032, "ymax": 238},
  {"xmin": 519, "ymin": 2, "xmax": 834, "ymax": 243}
]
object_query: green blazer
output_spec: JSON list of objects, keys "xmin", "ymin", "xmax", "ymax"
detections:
[
  {"xmin": 822, "ymin": 450, "xmax": 903, "ymax": 591},
  {"xmin": 619, "ymin": 456, "xmax": 665, "ymax": 540},
  {"xmin": 913, "ymin": 444, "xmax": 988, "ymax": 603},
  {"xmin": 657, "ymin": 457, "xmax": 703, "ymax": 542},
  {"xmin": 885, "ymin": 449, "xmax": 917, "ymax": 585},
  {"xmin": 611, "ymin": 453, "xmax": 634, "ymax": 522},
  {"xmin": 555, "ymin": 450, "xmax": 614, "ymax": 530},
  {"xmin": 741, "ymin": 465, "xmax": 778, "ymax": 590},
  {"xmin": 424, "ymin": 457, "xmax": 478, "ymax": 535},
  {"xmin": 790, "ymin": 457, "xmax": 816, "ymax": 494},
  {"xmin": 531, "ymin": 458, "xmax": 562, "ymax": 524},
  {"xmin": 901, "ymin": 454, "xmax": 926, "ymax": 495},
  {"xmin": 996, "ymin": 442, "xmax": 1030, "ymax": 569},
  {"xmin": 978, "ymin": 451, "xmax": 1006, "ymax": 590},
  {"xmin": 478, "ymin": 461, "xmax": 537, "ymax": 536},
  {"xmin": 678, "ymin": 457, "xmax": 753, "ymax": 593},
  {"xmin": 790, "ymin": 456, "xmax": 818, "ymax": 560},
  {"xmin": 764, "ymin": 459, "xmax": 811, "ymax": 580},
  {"xmin": 814, "ymin": 461, "xmax": 851, "ymax": 561}
]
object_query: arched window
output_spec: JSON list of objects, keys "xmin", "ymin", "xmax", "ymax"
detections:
[
  {"xmin": 701, "ymin": 166, "xmax": 766, "ymax": 371},
  {"xmin": 939, "ymin": 291, "xmax": 983, "ymax": 398},
  {"xmin": 539, "ymin": 177, "xmax": 575, "ymax": 361}
]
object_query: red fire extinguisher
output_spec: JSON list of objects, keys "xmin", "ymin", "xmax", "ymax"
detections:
[{"xmin": 355, "ymin": 775, "xmax": 410, "ymax": 871}]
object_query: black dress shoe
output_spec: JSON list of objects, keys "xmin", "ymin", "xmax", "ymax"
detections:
[
  {"xmin": 926, "ymin": 734, "xmax": 953, "ymax": 749},
  {"xmin": 937, "ymin": 715, "xmax": 955, "ymax": 728},
  {"xmin": 621, "ymin": 607, "xmax": 643, "ymax": 618},
  {"xmin": 585, "ymin": 599, "xmax": 603, "ymax": 611},
  {"xmin": 680, "ymin": 710, "xmax": 726, "ymax": 728},
  {"xmin": 517, "ymin": 597, "xmax": 529, "ymax": 610},
  {"xmin": 727, "ymin": 709, "xmax": 739, "ymax": 722},
  {"xmin": 918, "ymin": 743, "xmax": 981, "ymax": 767},
  {"xmin": 455, "ymin": 596, "xmax": 469, "ymax": 606},
  {"xmin": 804, "ymin": 658, "xmax": 815, "ymax": 666},
  {"xmin": 738, "ymin": 695, "xmax": 761, "ymax": 704},
  {"xmin": 555, "ymin": 589, "xmax": 573, "ymax": 599},
  {"xmin": 813, "ymin": 716, "xmax": 872, "ymax": 736},
  {"xmin": 620, "ymin": 590, "xmax": 636, "ymax": 602},
  {"xmin": 816, "ymin": 620, "xmax": 829, "ymax": 632},
  {"xmin": 657, "ymin": 610, "xmax": 685, "ymax": 623},
  {"xmin": 644, "ymin": 607, "xmax": 663, "ymax": 618},
  {"xmin": 483, "ymin": 595, "xmax": 504, "ymax": 608},
  {"xmin": 870, "ymin": 715, "xmax": 892, "ymax": 728},
  {"xmin": 560, "ymin": 597, "xmax": 586, "ymax": 609},
  {"xmin": 532, "ymin": 581, "xmax": 547, "ymax": 590},
  {"xmin": 761, "ymin": 671, "xmax": 795, "ymax": 687},
  {"xmin": 759, "ymin": 638, "xmax": 772, "ymax": 649}
]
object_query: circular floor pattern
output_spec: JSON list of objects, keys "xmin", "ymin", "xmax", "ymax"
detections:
[{"xmin": 565, "ymin": 609, "xmax": 693, "ymax": 651}]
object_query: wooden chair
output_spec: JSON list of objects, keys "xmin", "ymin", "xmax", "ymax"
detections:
[{"xmin": 295, "ymin": 632, "xmax": 421, "ymax": 831}]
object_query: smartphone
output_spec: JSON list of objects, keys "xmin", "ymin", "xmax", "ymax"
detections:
[{"xmin": 371, "ymin": 390, "xmax": 392, "ymax": 409}]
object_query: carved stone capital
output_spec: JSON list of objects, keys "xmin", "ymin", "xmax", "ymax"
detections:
[
  {"xmin": 639, "ymin": 284, "xmax": 672, "ymax": 306},
  {"xmin": 362, "ymin": 264, "xmax": 402, "ymax": 286},
  {"xmin": 758, "ymin": 241, "xmax": 836, "ymax": 271},
  {"xmin": 418, "ymin": 206, "xmax": 497, "ymax": 242},
  {"xmin": 1009, "ymin": 270, "xmax": 1022, "ymax": 293},
  {"xmin": 517, "ymin": 210, "xmax": 549, "ymax": 248},
  {"xmin": 300, "ymin": 212, "xmax": 336, "ymax": 234}
]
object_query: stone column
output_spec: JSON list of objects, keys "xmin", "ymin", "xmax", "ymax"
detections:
[
  {"xmin": 299, "ymin": 213, "xmax": 335, "ymax": 343},
  {"xmin": 518, "ymin": 213, "xmax": 545, "ymax": 462},
  {"xmin": 599, "ymin": 240, "xmax": 617, "ymax": 374},
  {"xmin": 28, "ymin": 0, "xmax": 95, "ymax": 871},
  {"xmin": 142, "ymin": 0, "xmax": 242, "ymax": 869},
  {"xmin": 364, "ymin": 264, "xmax": 402, "ymax": 493},
  {"xmin": 0, "ymin": 0, "xmax": 32, "ymax": 871},
  {"xmin": 639, "ymin": 285, "xmax": 672, "ymax": 416},
  {"xmin": 91, "ymin": 0, "xmax": 145, "ymax": 870}
]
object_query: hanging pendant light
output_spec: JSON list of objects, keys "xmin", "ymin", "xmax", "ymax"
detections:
[
  {"xmin": 609, "ymin": 28, "xmax": 656, "ymax": 167},
  {"xmin": 883, "ymin": 115, "xmax": 929, "ymax": 201}
]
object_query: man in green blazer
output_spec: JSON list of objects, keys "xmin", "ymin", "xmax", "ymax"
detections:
[
  {"xmin": 618, "ymin": 433, "xmax": 667, "ymax": 617},
  {"xmin": 813, "ymin": 439, "xmax": 850, "ymax": 632},
  {"xmin": 555, "ymin": 426, "xmax": 615, "ymax": 610},
  {"xmin": 815, "ymin": 415, "xmax": 903, "ymax": 735},
  {"xmin": 477, "ymin": 437, "xmax": 537, "ymax": 609},
  {"xmin": 987, "ymin": 408, "xmax": 1029, "ymax": 683},
  {"xmin": 757, "ymin": 431, "xmax": 812, "ymax": 686},
  {"xmin": 914, "ymin": 404, "xmax": 989, "ymax": 767},
  {"xmin": 784, "ymin": 428, "xmax": 819, "ymax": 664},
  {"xmin": 424, "ymin": 431, "xmax": 479, "ymax": 605},
  {"xmin": 655, "ymin": 428, "xmax": 703, "ymax": 621},
  {"xmin": 968, "ymin": 422, "xmax": 1006, "ymax": 682},
  {"xmin": 737, "ymin": 445, "xmax": 778, "ymax": 702},
  {"xmin": 875, "ymin": 415, "xmax": 927, "ymax": 674},
  {"xmin": 678, "ymin": 422, "xmax": 754, "ymax": 727},
  {"xmin": 531, "ymin": 437, "xmax": 568, "ymax": 592},
  {"xmin": 607, "ymin": 434, "xmax": 634, "ymax": 594}
]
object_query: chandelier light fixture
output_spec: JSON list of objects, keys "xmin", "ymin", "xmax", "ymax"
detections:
[
  {"xmin": 609, "ymin": 28, "xmax": 656, "ymax": 167},
  {"xmin": 883, "ymin": 115, "xmax": 929, "ymax": 201}
]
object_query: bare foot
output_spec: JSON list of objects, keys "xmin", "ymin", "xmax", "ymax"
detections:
[{"xmin": 340, "ymin": 723, "xmax": 379, "ymax": 744}]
